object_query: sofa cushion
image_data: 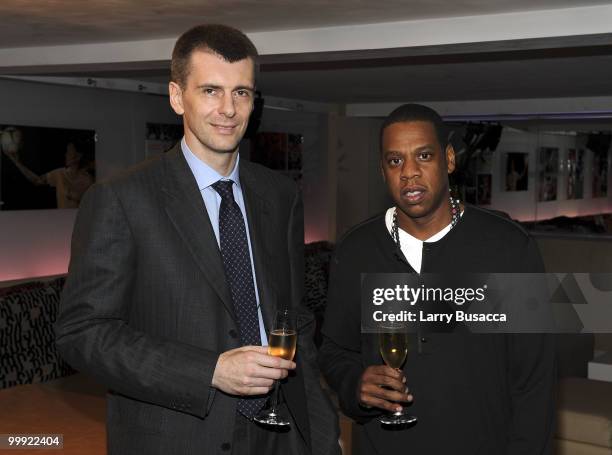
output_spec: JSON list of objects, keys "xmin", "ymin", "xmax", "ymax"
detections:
[
  {"xmin": 304, "ymin": 241, "xmax": 333, "ymax": 347},
  {"xmin": 304, "ymin": 241, "xmax": 333, "ymax": 315},
  {"xmin": 0, "ymin": 277, "xmax": 74, "ymax": 389},
  {"xmin": 557, "ymin": 377, "xmax": 612, "ymax": 448}
]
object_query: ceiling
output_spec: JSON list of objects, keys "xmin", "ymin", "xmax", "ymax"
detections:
[
  {"xmin": 1, "ymin": 0, "xmax": 611, "ymax": 48},
  {"xmin": 1, "ymin": 0, "xmax": 612, "ymax": 106},
  {"xmin": 73, "ymin": 40, "xmax": 612, "ymax": 104},
  {"xmin": 256, "ymin": 52, "xmax": 612, "ymax": 103}
]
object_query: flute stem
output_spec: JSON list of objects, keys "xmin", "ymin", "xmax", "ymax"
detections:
[{"xmin": 271, "ymin": 380, "xmax": 280, "ymax": 412}]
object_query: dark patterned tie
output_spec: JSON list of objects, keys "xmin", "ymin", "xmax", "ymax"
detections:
[{"xmin": 212, "ymin": 179, "xmax": 266, "ymax": 418}]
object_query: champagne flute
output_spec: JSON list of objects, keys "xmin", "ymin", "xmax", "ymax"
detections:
[
  {"xmin": 254, "ymin": 308, "xmax": 297, "ymax": 426},
  {"xmin": 378, "ymin": 325, "xmax": 417, "ymax": 425}
]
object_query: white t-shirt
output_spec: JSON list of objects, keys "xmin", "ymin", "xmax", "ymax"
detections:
[{"xmin": 384, "ymin": 207, "xmax": 462, "ymax": 273}]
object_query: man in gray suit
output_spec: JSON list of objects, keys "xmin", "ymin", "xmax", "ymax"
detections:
[{"xmin": 55, "ymin": 24, "xmax": 339, "ymax": 455}]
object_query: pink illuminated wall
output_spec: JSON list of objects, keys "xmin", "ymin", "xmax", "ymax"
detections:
[{"xmin": 0, "ymin": 210, "xmax": 75, "ymax": 281}]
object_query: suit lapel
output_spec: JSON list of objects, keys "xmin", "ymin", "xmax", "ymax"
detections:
[
  {"xmin": 160, "ymin": 145, "xmax": 236, "ymax": 321},
  {"xmin": 240, "ymin": 163, "xmax": 278, "ymax": 333}
]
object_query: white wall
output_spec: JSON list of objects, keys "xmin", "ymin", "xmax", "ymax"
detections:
[
  {"xmin": 487, "ymin": 129, "xmax": 612, "ymax": 221},
  {"xmin": 0, "ymin": 78, "xmax": 180, "ymax": 281}
]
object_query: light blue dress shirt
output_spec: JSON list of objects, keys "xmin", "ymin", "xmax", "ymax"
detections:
[{"xmin": 181, "ymin": 138, "xmax": 268, "ymax": 345}]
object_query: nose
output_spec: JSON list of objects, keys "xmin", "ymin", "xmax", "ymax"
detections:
[
  {"xmin": 400, "ymin": 156, "xmax": 421, "ymax": 180},
  {"xmin": 219, "ymin": 92, "xmax": 236, "ymax": 118}
]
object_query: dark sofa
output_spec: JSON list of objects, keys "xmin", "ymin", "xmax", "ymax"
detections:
[{"xmin": 0, "ymin": 277, "xmax": 73, "ymax": 389}]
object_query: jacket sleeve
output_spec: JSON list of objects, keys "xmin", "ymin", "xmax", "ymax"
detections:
[
  {"xmin": 55, "ymin": 182, "xmax": 219, "ymax": 419},
  {"xmin": 318, "ymin": 244, "xmax": 380, "ymax": 423},
  {"xmin": 506, "ymin": 236, "xmax": 556, "ymax": 455}
]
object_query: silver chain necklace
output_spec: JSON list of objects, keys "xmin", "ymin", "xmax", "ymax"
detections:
[{"xmin": 392, "ymin": 196, "xmax": 461, "ymax": 250}]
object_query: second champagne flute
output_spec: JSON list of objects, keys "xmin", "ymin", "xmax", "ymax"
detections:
[
  {"xmin": 254, "ymin": 308, "xmax": 297, "ymax": 426},
  {"xmin": 378, "ymin": 325, "xmax": 417, "ymax": 426}
]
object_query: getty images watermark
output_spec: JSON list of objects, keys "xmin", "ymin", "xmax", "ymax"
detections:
[{"xmin": 361, "ymin": 273, "xmax": 612, "ymax": 333}]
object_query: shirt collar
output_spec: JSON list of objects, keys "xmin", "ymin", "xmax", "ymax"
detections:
[
  {"xmin": 180, "ymin": 137, "xmax": 241, "ymax": 190},
  {"xmin": 384, "ymin": 207, "xmax": 460, "ymax": 243}
]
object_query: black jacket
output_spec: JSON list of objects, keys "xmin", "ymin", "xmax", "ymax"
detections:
[
  {"xmin": 319, "ymin": 205, "xmax": 555, "ymax": 455},
  {"xmin": 56, "ymin": 145, "xmax": 340, "ymax": 455}
]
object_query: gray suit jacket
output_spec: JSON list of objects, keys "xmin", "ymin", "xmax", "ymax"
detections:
[{"xmin": 55, "ymin": 145, "xmax": 340, "ymax": 454}]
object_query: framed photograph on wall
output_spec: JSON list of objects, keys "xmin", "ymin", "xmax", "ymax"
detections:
[
  {"xmin": 477, "ymin": 174, "xmax": 492, "ymax": 205},
  {"xmin": 145, "ymin": 122, "xmax": 183, "ymax": 157},
  {"xmin": 504, "ymin": 152, "xmax": 528, "ymax": 191},
  {"xmin": 592, "ymin": 151, "xmax": 609, "ymax": 198},
  {"xmin": 251, "ymin": 132, "xmax": 288, "ymax": 170},
  {"xmin": 0, "ymin": 125, "xmax": 95, "ymax": 210},
  {"xmin": 287, "ymin": 134, "xmax": 303, "ymax": 171},
  {"xmin": 566, "ymin": 148, "xmax": 584, "ymax": 200},
  {"xmin": 250, "ymin": 132, "xmax": 303, "ymax": 184},
  {"xmin": 538, "ymin": 147, "xmax": 559, "ymax": 201}
]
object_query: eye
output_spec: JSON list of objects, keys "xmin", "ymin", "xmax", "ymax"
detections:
[
  {"xmin": 417, "ymin": 151, "xmax": 432, "ymax": 161},
  {"xmin": 387, "ymin": 157, "xmax": 402, "ymax": 167},
  {"xmin": 203, "ymin": 88, "xmax": 218, "ymax": 96},
  {"xmin": 234, "ymin": 89, "xmax": 252, "ymax": 99}
]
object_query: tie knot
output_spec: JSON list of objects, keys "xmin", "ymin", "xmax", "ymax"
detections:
[{"xmin": 212, "ymin": 180, "xmax": 234, "ymax": 201}]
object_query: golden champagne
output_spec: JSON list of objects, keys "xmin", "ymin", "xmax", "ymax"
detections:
[
  {"xmin": 268, "ymin": 329, "xmax": 297, "ymax": 360},
  {"xmin": 379, "ymin": 332, "xmax": 409, "ymax": 369}
]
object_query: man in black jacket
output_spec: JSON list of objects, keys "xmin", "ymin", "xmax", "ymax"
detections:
[
  {"xmin": 319, "ymin": 104, "xmax": 555, "ymax": 454},
  {"xmin": 56, "ymin": 24, "xmax": 339, "ymax": 455}
]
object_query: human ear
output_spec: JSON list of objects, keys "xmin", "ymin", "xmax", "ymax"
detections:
[
  {"xmin": 168, "ymin": 82, "xmax": 185, "ymax": 116},
  {"xmin": 446, "ymin": 145, "xmax": 456, "ymax": 174}
]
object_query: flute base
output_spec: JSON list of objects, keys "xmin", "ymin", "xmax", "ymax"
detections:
[
  {"xmin": 379, "ymin": 410, "xmax": 417, "ymax": 426},
  {"xmin": 254, "ymin": 410, "xmax": 291, "ymax": 426}
]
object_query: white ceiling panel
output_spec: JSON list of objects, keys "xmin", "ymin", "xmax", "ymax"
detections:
[{"xmin": 1, "ymin": 0, "xmax": 611, "ymax": 47}]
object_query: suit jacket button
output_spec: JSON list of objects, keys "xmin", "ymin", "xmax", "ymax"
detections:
[
  {"xmin": 221, "ymin": 442, "xmax": 231, "ymax": 451},
  {"xmin": 229, "ymin": 329, "xmax": 238, "ymax": 339}
]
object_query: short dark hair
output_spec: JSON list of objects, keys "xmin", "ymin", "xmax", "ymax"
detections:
[
  {"xmin": 380, "ymin": 103, "xmax": 448, "ymax": 150},
  {"xmin": 171, "ymin": 24, "xmax": 259, "ymax": 88}
]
